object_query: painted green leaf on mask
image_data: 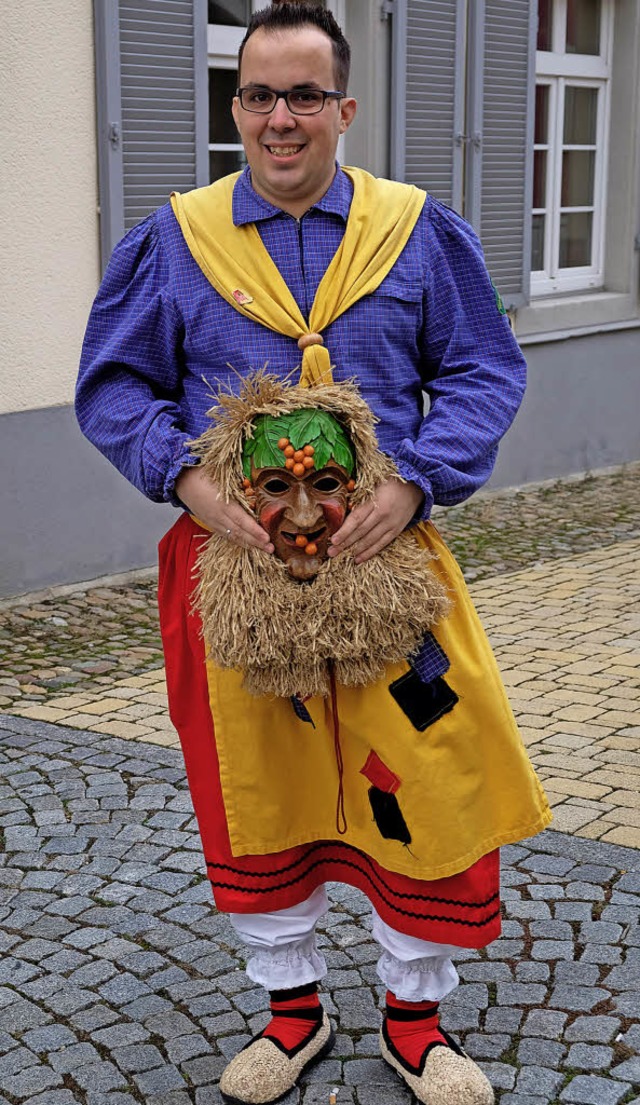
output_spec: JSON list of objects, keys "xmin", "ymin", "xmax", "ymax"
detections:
[
  {"xmin": 242, "ymin": 408, "xmax": 355, "ymax": 476},
  {"xmin": 310, "ymin": 436, "xmax": 332, "ymax": 472},
  {"xmin": 332, "ymin": 436, "xmax": 355, "ymax": 473},
  {"xmin": 287, "ymin": 411, "xmax": 324, "ymax": 449}
]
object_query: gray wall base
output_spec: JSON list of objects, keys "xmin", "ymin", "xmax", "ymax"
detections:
[
  {"xmin": 2, "ymin": 328, "xmax": 639, "ymax": 597},
  {"xmin": 491, "ymin": 327, "xmax": 640, "ymax": 489},
  {"xmin": 1, "ymin": 405, "xmax": 173, "ymax": 598}
]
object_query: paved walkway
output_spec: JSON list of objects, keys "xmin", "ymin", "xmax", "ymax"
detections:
[
  {"xmin": 1, "ymin": 464, "xmax": 639, "ymax": 1102},
  {"xmin": 478, "ymin": 538, "xmax": 640, "ymax": 849},
  {"xmin": 1, "ymin": 713, "xmax": 640, "ymax": 1105}
]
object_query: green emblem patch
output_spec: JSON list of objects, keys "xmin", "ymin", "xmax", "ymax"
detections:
[{"xmin": 491, "ymin": 279, "xmax": 507, "ymax": 316}]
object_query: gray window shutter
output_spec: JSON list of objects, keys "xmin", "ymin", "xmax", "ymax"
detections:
[
  {"xmin": 391, "ymin": 0, "xmax": 466, "ymax": 211},
  {"xmin": 477, "ymin": 0, "xmax": 535, "ymax": 308},
  {"xmin": 391, "ymin": 0, "xmax": 534, "ymax": 309},
  {"xmin": 94, "ymin": 0, "xmax": 208, "ymax": 268}
]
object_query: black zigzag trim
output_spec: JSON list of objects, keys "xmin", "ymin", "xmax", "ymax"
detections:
[
  {"xmin": 207, "ymin": 853, "xmax": 500, "ymax": 925},
  {"xmin": 206, "ymin": 841, "xmax": 499, "ymax": 909},
  {"xmin": 382, "ymin": 1018, "xmax": 464, "ymax": 1077},
  {"xmin": 207, "ymin": 844, "xmax": 497, "ymax": 906},
  {"xmin": 245, "ymin": 1012, "xmax": 324, "ymax": 1061},
  {"xmin": 270, "ymin": 982, "xmax": 318, "ymax": 1002}
]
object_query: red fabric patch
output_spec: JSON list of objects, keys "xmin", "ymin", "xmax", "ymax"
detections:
[{"xmin": 360, "ymin": 750, "xmax": 401, "ymax": 794}]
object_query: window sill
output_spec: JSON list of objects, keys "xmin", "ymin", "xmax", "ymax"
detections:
[{"xmin": 515, "ymin": 290, "xmax": 640, "ymax": 345}]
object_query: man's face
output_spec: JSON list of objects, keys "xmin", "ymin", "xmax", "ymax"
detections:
[
  {"xmin": 232, "ymin": 26, "xmax": 356, "ymax": 217},
  {"xmin": 253, "ymin": 461, "xmax": 350, "ymax": 581}
]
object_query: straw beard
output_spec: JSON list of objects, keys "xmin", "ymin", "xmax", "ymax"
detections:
[
  {"xmin": 190, "ymin": 371, "xmax": 450, "ymax": 699},
  {"xmin": 195, "ymin": 527, "xmax": 449, "ymax": 699}
]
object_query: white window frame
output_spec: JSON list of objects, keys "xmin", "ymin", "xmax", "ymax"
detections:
[
  {"xmin": 207, "ymin": 1, "xmax": 346, "ymax": 182},
  {"xmin": 531, "ymin": 0, "xmax": 613, "ymax": 297},
  {"xmin": 207, "ymin": 5, "xmax": 254, "ymax": 178}
]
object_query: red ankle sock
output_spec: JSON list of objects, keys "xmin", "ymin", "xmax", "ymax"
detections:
[
  {"xmin": 384, "ymin": 991, "xmax": 449, "ymax": 1068},
  {"xmin": 261, "ymin": 983, "xmax": 322, "ymax": 1052}
]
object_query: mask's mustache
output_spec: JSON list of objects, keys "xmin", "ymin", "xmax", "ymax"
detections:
[{"xmin": 280, "ymin": 524, "xmax": 327, "ymax": 546}]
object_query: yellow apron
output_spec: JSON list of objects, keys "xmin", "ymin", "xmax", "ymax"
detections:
[{"xmin": 203, "ymin": 523, "xmax": 550, "ymax": 880}]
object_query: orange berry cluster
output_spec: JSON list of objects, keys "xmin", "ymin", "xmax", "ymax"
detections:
[
  {"xmin": 277, "ymin": 437, "xmax": 315, "ymax": 477},
  {"xmin": 294, "ymin": 534, "xmax": 318, "ymax": 556}
]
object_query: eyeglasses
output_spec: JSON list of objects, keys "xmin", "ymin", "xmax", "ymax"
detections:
[{"xmin": 236, "ymin": 86, "xmax": 345, "ymax": 116}]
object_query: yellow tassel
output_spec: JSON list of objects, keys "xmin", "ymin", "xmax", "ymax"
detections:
[{"xmin": 299, "ymin": 343, "xmax": 333, "ymax": 388}]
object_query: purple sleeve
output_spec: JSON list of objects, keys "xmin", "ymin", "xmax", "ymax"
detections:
[
  {"xmin": 75, "ymin": 214, "xmax": 198, "ymax": 504},
  {"xmin": 391, "ymin": 198, "xmax": 527, "ymax": 519}
]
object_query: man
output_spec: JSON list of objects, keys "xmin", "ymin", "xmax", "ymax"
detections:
[{"xmin": 77, "ymin": 5, "xmax": 550, "ymax": 1104}]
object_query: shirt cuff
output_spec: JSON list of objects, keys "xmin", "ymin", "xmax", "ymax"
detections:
[
  {"xmin": 163, "ymin": 446, "xmax": 201, "ymax": 508},
  {"xmin": 393, "ymin": 458, "xmax": 435, "ymax": 524}
]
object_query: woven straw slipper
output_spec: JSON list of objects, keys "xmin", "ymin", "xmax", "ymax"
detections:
[
  {"xmin": 219, "ymin": 1010, "xmax": 335, "ymax": 1105},
  {"xmin": 380, "ymin": 1021, "xmax": 494, "ymax": 1105}
]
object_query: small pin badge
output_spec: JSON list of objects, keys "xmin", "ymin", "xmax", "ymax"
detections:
[{"xmin": 232, "ymin": 289, "xmax": 253, "ymax": 305}]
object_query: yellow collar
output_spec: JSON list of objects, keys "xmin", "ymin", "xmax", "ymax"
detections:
[{"xmin": 170, "ymin": 167, "xmax": 426, "ymax": 387}]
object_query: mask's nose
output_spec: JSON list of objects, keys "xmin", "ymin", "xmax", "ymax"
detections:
[{"xmin": 286, "ymin": 481, "xmax": 324, "ymax": 531}]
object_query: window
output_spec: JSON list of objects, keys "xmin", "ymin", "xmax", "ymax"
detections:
[
  {"xmin": 208, "ymin": 1, "xmax": 252, "ymax": 181},
  {"xmin": 532, "ymin": 0, "xmax": 613, "ymax": 296}
]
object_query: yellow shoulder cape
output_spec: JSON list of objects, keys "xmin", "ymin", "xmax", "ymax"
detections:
[{"xmin": 170, "ymin": 166, "xmax": 426, "ymax": 386}]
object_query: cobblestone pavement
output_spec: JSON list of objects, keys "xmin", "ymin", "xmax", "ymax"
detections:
[
  {"xmin": 1, "ymin": 713, "xmax": 640, "ymax": 1105},
  {"xmin": 433, "ymin": 463, "xmax": 640, "ymax": 584}
]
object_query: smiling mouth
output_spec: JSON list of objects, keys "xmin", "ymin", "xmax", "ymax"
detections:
[
  {"xmin": 266, "ymin": 145, "xmax": 305, "ymax": 158},
  {"xmin": 281, "ymin": 525, "xmax": 326, "ymax": 548}
]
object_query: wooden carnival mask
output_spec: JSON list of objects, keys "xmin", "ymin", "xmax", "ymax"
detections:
[{"xmin": 242, "ymin": 409, "xmax": 356, "ymax": 580}]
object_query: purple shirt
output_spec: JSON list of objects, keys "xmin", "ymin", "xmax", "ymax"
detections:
[{"xmin": 76, "ymin": 166, "xmax": 526, "ymax": 518}]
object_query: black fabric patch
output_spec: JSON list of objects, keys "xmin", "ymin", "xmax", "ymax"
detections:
[
  {"xmin": 290, "ymin": 695, "xmax": 315, "ymax": 726},
  {"xmin": 368, "ymin": 787, "xmax": 412, "ymax": 845},
  {"xmin": 388, "ymin": 669, "xmax": 458, "ymax": 731}
]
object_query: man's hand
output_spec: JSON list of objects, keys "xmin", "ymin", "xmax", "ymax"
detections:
[
  {"xmin": 328, "ymin": 479, "xmax": 424, "ymax": 564},
  {"xmin": 175, "ymin": 466, "xmax": 274, "ymax": 553}
]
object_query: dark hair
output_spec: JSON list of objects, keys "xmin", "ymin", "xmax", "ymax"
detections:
[{"xmin": 238, "ymin": 2, "xmax": 351, "ymax": 92}]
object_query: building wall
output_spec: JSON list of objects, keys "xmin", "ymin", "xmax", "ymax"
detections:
[
  {"xmin": 0, "ymin": 3, "xmax": 171, "ymax": 599},
  {"xmin": 0, "ymin": 407, "xmax": 172, "ymax": 599},
  {"xmin": 0, "ymin": 3, "xmax": 100, "ymax": 414}
]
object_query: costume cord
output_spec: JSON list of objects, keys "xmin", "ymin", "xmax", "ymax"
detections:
[{"xmin": 329, "ymin": 663, "xmax": 347, "ymax": 835}]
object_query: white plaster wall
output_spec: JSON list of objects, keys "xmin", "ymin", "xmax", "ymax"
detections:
[{"xmin": 0, "ymin": 4, "xmax": 99, "ymax": 415}]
